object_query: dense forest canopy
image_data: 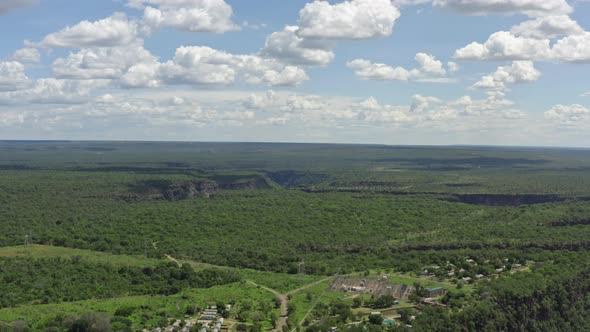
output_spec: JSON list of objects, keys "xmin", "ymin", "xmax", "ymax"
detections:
[{"xmin": 2, "ymin": 141, "xmax": 590, "ymax": 331}]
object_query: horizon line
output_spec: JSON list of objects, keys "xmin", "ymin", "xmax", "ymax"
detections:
[{"xmin": 1, "ymin": 139, "xmax": 590, "ymax": 151}]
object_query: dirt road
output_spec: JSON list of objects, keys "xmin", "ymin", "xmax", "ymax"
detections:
[
  {"xmin": 246, "ymin": 281, "xmax": 289, "ymax": 330},
  {"xmin": 164, "ymin": 254, "xmax": 335, "ymax": 331},
  {"xmin": 247, "ymin": 276, "xmax": 335, "ymax": 332}
]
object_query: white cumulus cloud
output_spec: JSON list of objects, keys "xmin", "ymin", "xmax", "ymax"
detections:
[
  {"xmin": 455, "ymin": 30, "xmax": 590, "ymax": 63},
  {"xmin": 12, "ymin": 48, "xmax": 41, "ymax": 63},
  {"xmin": 261, "ymin": 26, "xmax": 335, "ymax": 66},
  {"xmin": 545, "ymin": 104, "xmax": 590, "ymax": 128},
  {"xmin": 0, "ymin": 61, "xmax": 29, "ymax": 91},
  {"xmin": 32, "ymin": 13, "xmax": 138, "ymax": 49},
  {"xmin": 432, "ymin": 0, "xmax": 572, "ymax": 17},
  {"xmin": 123, "ymin": 46, "xmax": 309, "ymax": 88},
  {"xmin": 347, "ymin": 53, "xmax": 455, "ymax": 82},
  {"xmin": 473, "ymin": 61, "xmax": 540, "ymax": 91},
  {"xmin": 0, "ymin": 78, "xmax": 109, "ymax": 105},
  {"xmin": 52, "ymin": 42, "xmax": 158, "ymax": 80},
  {"xmin": 454, "ymin": 31, "xmax": 552, "ymax": 61},
  {"xmin": 552, "ymin": 32, "xmax": 590, "ymax": 63},
  {"xmin": 130, "ymin": 0, "xmax": 238, "ymax": 34},
  {"xmin": 410, "ymin": 94, "xmax": 442, "ymax": 112},
  {"xmin": 347, "ymin": 59, "xmax": 415, "ymax": 81},
  {"xmin": 297, "ymin": 0, "xmax": 400, "ymax": 40},
  {"xmin": 511, "ymin": 15, "xmax": 585, "ymax": 39},
  {"xmin": 415, "ymin": 52, "xmax": 446, "ymax": 75}
]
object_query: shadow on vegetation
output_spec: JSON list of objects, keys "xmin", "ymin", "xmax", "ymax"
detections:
[
  {"xmin": 0, "ymin": 164, "xmax": 33, "ymax": 170},
  {"xmin": 374, "ymin": 157, "xmax": 550, "ymax": 170},
  {"xmin": 266, "ymin": 170, "xmax": 328, "ymax": 188},
  {"xmin": 84, "ymin": 147, "xmax": 117, "ymax": 152},
  {"xmin": 547, "ymin": 219, "xmax": 590, "ymax": 227},
  {"xmin": 447, "ymin": 194, "xmax": 566, "ymax": 206},
  {"xmin": 68, "ymin": 166, "xmax": 201, "ymax": 178},
  {"xmin": 445, "ymin": 183, "xmax": 481, "ymax": 188}
]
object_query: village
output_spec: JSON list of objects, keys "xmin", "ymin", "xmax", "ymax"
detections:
[
  {"xmin": 145, "ymin": 256, "xmax": 529, "ymax": 332},
  {"xmin": 144, "ymin": 306, "xmax": 230, "ymax": 332}
]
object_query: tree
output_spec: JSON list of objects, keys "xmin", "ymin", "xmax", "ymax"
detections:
[
  {"xmin": 409, "ymin": 292, "xmax": 421, "ymax": 304},
  {"xmin": 368, "ymin": 314, "xmax": 383, "ymax": 325},
  {"xmin": 398, "ymin": 309, "xmax": 412, "ymax": 324},
  {"xmin": 413, "ymin": 282, "xmax": 425, "ymax": 297},
  {"xmin": 251, "ymin": 321, "xmax": 262, "ymax": 332},
  {"xmin": 369, "ymin": 295, "xmax": 396, "ymax": 309},
  {"xmin": 287, "ymin": 303, "xmax": 296, "ymax": 316},
  {"xmin": 114, "ymin": 307, "xmax": 134, "ymax": 317},
  {"xmin": 352, "ymin": 297, "xmax": 362, "ymax": 308},
  {"xmin": 69, "ymin": 312, "xmax": 112, "ymax": 332}
]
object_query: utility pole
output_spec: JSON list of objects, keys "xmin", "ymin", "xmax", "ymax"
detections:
[{"xmin": 298, "ymin": 259, "xmax": 306, "ymax": 277}]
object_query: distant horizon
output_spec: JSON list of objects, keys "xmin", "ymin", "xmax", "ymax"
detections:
[{"xmin": 2, "ymin": 139, "xmax": 590, "ymax": 151}]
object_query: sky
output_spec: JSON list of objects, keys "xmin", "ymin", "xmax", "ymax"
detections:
[{"xmin": 0, "ymin": 0, "xmax": 589, "ymax": 146}]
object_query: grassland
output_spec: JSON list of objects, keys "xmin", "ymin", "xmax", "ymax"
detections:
[{"xmin": 0, "ymin": 245, "xmax": 326, "ymax": 294}]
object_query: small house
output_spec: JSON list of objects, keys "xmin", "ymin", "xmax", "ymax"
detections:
[{"xmin": 424, "ymin": 286, "xmax": 447, "ymax": 298}]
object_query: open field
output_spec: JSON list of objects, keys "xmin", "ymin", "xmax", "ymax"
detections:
[{"xmin": 0, "ymin": 245, "xmax": 326, "ymax": 294}]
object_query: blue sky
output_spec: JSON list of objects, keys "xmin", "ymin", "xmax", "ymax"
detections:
[{"xmin": 0, "ymin": 0, "xmax": 589, "ymax": 146}]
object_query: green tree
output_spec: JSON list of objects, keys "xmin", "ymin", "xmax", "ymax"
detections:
[
  {"xmin": 352, "ymin": 297, "xmax": 362, "ymax": 308},
  {"xmin": 368, "ymin": 314, "xmax": 383, "ymax": 325}
]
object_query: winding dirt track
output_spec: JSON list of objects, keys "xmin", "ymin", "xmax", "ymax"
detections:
[
  {"xmin": 165, "ymin": 254, "xmax": 182, "ymax": 267},
  {"xmin": 247, "ymin": 276, "xmax": 334, "ymax": 331},
  {"xmin": 165, "ymin": 254, "xmax": 335, "ymax": 331},
  {"xmin": 246, "ymin": 281, "xmax": 288, "ymax": 331}
]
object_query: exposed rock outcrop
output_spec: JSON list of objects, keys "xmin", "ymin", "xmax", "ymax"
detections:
[{"xmin": 163, "ymin": 180, "xmax": 219, "ymax": 200}]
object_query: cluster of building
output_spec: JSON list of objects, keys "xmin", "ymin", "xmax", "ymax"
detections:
[
  {"xmin": 143, "ymin": 305, "xmax": 230, "ymax": 332},
  {"xmin": 422, "ymin": 258, "xmax": 528, "ymax": 284},
  {"xmin": 199, "ymin": 307, "xmax": 219, "ymax": 322},
  {"xmin": 145, "ymin": 319, "xmax": 196, "ymax": 332},
  {"xmin": 329, "ymin": 276, "xmax": 450, "ymax": 302},
  {"xmin": 198, "ymin": 306, "xmax": 229, "ymax": 332},
  {"xmin": 329, "ymin": 276, "xmax": 415, "ymax": 299}
]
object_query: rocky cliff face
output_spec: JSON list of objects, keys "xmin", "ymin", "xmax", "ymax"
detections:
[
  {"xmin": 124, "ymin": 176, "xmax": 271, "ymax": 202},
  {"xmin": 162, "ymin": 180, "xmax": 219, "ymax": 201}
]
